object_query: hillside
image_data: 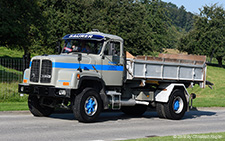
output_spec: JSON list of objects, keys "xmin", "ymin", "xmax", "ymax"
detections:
[
  {"xmin": 0, "ymin": 47, "xmax": 23, "ymax": 58},
  {"xmin": 189, "ymin": 65, "xmax": 225, "ymax": 107}
]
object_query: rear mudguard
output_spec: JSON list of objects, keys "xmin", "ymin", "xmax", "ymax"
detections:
[{"xmin": 155, "ymin": 83, "xmax": 190, "ymax": 104}]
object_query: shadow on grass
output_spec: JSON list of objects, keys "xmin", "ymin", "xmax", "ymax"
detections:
[{"xmin": 206, "ymin": 62, "xmax": 225, "ymax": 68}]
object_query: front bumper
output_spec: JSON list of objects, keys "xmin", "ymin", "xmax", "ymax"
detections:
[{"xmin": 18, "ymin": 84, "xmax": 72, "ymax": 98}]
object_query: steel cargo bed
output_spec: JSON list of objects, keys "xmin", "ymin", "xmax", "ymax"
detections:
[{"xmin": 126, "ymin": 53, "xmax": 207, "ymax": 88}]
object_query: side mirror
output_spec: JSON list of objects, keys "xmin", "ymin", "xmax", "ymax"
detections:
[
  {"xmin": 77, "ymin": 54, "xmax": 82, "ymax": 72},
  {"xmin": 78, "ymin": 53, "xmax": 82, "ymax": 62}
]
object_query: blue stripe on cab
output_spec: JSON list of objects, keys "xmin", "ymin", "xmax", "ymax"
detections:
[
  {"xmin": 52, "ymin": 62, "xmax": 80, "ymax": 69},
  {"xmin": 53, "ymin": 62, "xmax": 123, "ymax": 71},
  {"xmin": 58, "ymin": 80, "xmax": 71, "ymax": 82}
]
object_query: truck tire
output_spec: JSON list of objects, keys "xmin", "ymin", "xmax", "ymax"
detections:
[
  {"xmin": 156, "ymin": 102, "xmax": 166, "ymax": 118},
  {"xmin": 121, "ymin": 104, "xmax": 147, "ymax": 116},
  {"xmin": 73, "ymin": 88, "xmax": 103, "ymax": 123},
  {"xmin": 164, "ymin": 89, "xmax": 187, "ymax": 120},
  {"xmin": 28, "ymin": 95, "xmax": 54, "ymax": 117}
]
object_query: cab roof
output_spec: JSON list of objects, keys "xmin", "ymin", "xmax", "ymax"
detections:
[{"xmin": 62, "ymin": 31, "xmax": 123, "ymax": 42}]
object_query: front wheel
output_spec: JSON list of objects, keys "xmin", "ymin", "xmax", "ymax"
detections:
[
  {"xmin": 28, "ymin": 95, "xmax": 54, "ymax": 117},
  {"xmin": 73, "ymin": 88, "xmax": 103, "ymax": 123}
]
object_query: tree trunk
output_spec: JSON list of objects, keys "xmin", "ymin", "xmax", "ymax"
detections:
[
  {"xmin": 210, "ymin": 48, "xmax": 215, "ymax": 63},
  {"xmin": 216, "ymin": 57, "xmax": 223, "ymax": 67}
]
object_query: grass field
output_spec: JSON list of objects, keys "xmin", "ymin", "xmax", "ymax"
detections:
[
  {"xmin": 0, "ymin": 60, "xmax": 28, "ymax": 103},
  {"xmin": 0, "ymin": 47, "xmax": 24, "ymax": 58},
  {"xmin": 188, "ymin": 65, "xmax": 225, "ymax": 107},
  {"xmin": 0, "ymin": 47, "xmax": 28, "ymax": 110},
  {"xmin": 0, "ymin": 102, "xmax": 28, "ymax": 111}
]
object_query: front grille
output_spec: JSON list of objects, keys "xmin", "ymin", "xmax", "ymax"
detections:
[
  {"xmin": 30, "ymin": 60, "xmax": 40, "ymax": 82},
  {"xmin": 40, "ymin": 60, "xmax": 52, "ymax": 83},
  {"xmin": 30, "ymin": 59, "xmax": 52, "ymax": 83}
]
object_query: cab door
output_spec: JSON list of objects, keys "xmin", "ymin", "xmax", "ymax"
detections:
[{"xmin": 101, "ymin": 41, "xmax": 124, "ymax": 86}]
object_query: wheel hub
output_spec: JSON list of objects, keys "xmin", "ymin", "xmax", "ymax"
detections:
[
  {"xmin": 173, "ymin": 96, "xmax": 184, "ymax": 114},
  {"xmin": 174, "ymin": 100, "xmax": 180, "ymax": 111},
  {"xmin": 84, "ymin": 96, "xmax": 97, "ymax": 116}
]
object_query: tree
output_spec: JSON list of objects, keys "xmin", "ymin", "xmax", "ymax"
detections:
[
  {"xmin": 164, "ymin": 2, "xmax": 194, "ymax": 32},
  {"xmin": 0, "ymin": 0, "xmax": 43, "ymax": 60},
  {"xmin": 163, "ymin": 2, "xmax": 194, "ymax": 49},
  {"xmin": 178, "ymin": 4, "xmax": 225, "ymax": 66},
  {"xmin": 37, "ymin": 0, "xmax": 170, "ymax": 56},
  {"xmin": 0, "ymin": 0, "xmax": 183, "ymax": 57}
]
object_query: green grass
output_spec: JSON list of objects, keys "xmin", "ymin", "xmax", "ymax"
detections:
[
  {"xmin": 0, "ymin": 101, "xmax": 28, "ymax": 111},
  {"xmin": 126, "ymin": 132, "xmax": 225, "ymax": 141},
  {"xmin": 0, "ymin": 46, "xmax": 24, "ymax": 58},
  {"xmin": 0, "ymin": 82, "xmax": 28, "ymax": 102},
  {"xmin": 0, "ymin": 47, "xmax": 28, "ymax": 111},
  {"xmin": 0, "ymin": 63, "xmax": 28, "ymax": 102},
  {"xmin": 0, "ymin": 64, "xmax": 23, "ymax": 81},
  {"xmin": 188, "ymin": 65, "xmax": 225, "ymax": 107},
  {"xmin": 0, "ymin": 47, "xmax": 27, "ymax": 103}
]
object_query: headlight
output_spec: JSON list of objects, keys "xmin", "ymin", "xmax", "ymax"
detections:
[
  {"xmin": 59, "ymin": 90, "xmax": 66, "ymax": 96},
  {"xmin": 20, "ymin": 86, "xmax": 24, "ymax": 92}
]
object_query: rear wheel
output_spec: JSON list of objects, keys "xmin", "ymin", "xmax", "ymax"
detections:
[
  {"xmin": 164, "ymin": 89, "xmax": 187, "ymax": 120},
  {"xmin": 121, "ymin": 104, "xmax": 147, "ymax": 116},
  {"xmin": 73, "ymin": 88, "xmax": 103, "ymax": 123},
  {"xmin": 28, "ymin": 95, "xmax": 54, "ymax": 117}
]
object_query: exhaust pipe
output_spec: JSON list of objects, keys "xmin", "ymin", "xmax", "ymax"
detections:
[{"xmin": 120, "ymin": 99, "xmax": 149, "ymax": 106}]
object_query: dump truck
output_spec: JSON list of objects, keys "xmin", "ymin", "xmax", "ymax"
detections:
[{"xmin": 19, "ymin": 30, "xmax": 208, "ymax": 122}]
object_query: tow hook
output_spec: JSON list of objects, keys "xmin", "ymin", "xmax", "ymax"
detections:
[
  {"xmin": 190, "ymin": 93, "xmax": 196, "ymax": 109},
  {"xmin": 206, "ymin": 80, "xmax": 214, "ymax": 89}
]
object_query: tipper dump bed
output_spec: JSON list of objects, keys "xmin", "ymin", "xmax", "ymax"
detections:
[{"xmin": 126, "ymin": 52, "xmax": 207, "ymax": 88}]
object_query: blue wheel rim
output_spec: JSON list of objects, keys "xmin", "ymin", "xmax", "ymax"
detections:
[
  {"xmin": 85, "ymin": 96, "xmax": 97, "ymax": 116},
  {"xmin": 173, "ymin": 96, "xmax": 184, "ymax": 114},
  {"xmin": 174, "ymin": 100, "xmax": 180, "ymax": 111}
]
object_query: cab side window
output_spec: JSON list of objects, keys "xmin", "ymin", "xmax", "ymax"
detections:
[{"xmin": 104, "ymin": 41, "xmax": 120, "ymax": 56}]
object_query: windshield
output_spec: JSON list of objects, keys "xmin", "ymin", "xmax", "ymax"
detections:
[{"xmin": 62, "ymin": 39, "xmax": 103, "ymax": 54}]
